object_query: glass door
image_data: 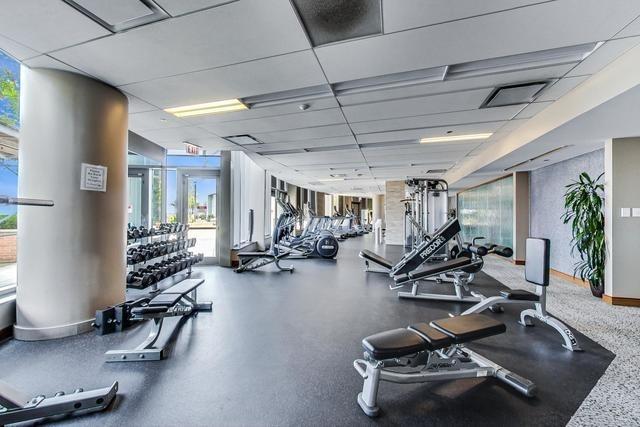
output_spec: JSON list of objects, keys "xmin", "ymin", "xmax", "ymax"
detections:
[
  {"xmin": 178, "ymin": 169, "xmax": 219, "ymax": 264},
  {"xmin": 128, "ymin": 169, "xmax": 149, "ymax": 227}
]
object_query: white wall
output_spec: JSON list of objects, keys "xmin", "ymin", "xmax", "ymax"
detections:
[{"xmin": 231, "ymin": 151, "xmax": 267, "ymax": 249}]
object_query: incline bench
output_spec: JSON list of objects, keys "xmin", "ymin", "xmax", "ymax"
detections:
[
  {"xmin": 105, "ymin": 279, "xmax": 212, "ymax": 362},
  {"xmin": 353, "ymin": 314, "xmax": 535, "ymax": 417}
]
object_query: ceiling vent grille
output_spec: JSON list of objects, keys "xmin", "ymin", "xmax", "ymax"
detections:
[
  {"xmin": 62, "ymin": 0, "xmax": 169, "ymax": 32},
  {"xmin": 481, "ymin": 81, "xmax": 550, "ymax": 108},
  {"xmin": 425, "ymin": 169, "xmax": 448, "ymax": 174},
  {"xmin": 224, "ymin": 135, "xmax": 263, "ymax": 145},
  {"xmin": 291, "ymin": 0, "xmax": 382, "ymax": 47},
  {"xmin": 504, "ymin": 145, "xmax": 572, "ymax": 171}
]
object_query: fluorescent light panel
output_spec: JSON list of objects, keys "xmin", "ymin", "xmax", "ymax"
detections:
[
  {"xmin": 420, "ymin": 133, "xmax": 493, "ymax": 144},
  {"xmin": 165, "ymin": 99, "xmax": 247, "ymax": 117}
]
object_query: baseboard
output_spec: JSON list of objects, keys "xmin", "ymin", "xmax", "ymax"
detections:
[
  {"xmin": 603, "ymin": 294, "xmax": 640, "ymax": 307},
  {"xmin": 549, "ymin": 268, "xmax": 590, "ymax": 289},
  {"xmin": 0, "ymin": 325, "xmax": 13, "ymax": 342},
  {"xmin": 513, "ymin": 259, "xmax": 525, "ymax": 265}
]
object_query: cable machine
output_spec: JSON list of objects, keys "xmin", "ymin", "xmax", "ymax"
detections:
[{"xmin": 403, "ymin": 179, "xmax": 449, "ymax": 255}]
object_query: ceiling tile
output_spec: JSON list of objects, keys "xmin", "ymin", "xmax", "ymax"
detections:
[
  {"xmin": 155, "ymin": 0, "xmax": 236, "ymax": 16},
  {"xmin": 125, "ymin": 93, "xmax": 158, "ymax": 114},
  {"xmin": 315, "ymin": 0, "xmax": 640, "ymax": 82},
  {"xmin": 0, "ymin": 33, "xmax": 39, "ymax": 60},
  {"xmin": 254, "ymin": 124, "xmax": 353, "ymax": 143},
  {"xmin": 135, "ymin": 126, "xmax": 213, "ymax": 145},
  {"xmin": 120, "ymin": 50, "xmax": 327, "ymax": 108},
  {"xmin": 267, "ymin": 149, "xmax": 365, "ymax": 167},
  {"xmin": 566, "ymin": 36, "xmax": 640, "ymax": 77},
  {"xmin": 336, "ymin": 64, "xmax": 574, "ymax": 106},
  {"xmin": 129, "ymin": 110, "xmax": 188, "ymax": 132},
  {"xmin": 356, "ymin": 121, "xmax": 506, "ymax": 144},
  {"xmin": 350, "ymin": 105, "xmax": 523, "ymax": 134},
  {"xmin": 22, "ymin": 55, "xmax": 88, "ymax": 75},
  {"xmin": 202, "ymin": 108, "xmax": 346, "ymax": 136},
  {"xmin": 383, "ymin": 0, "xmax": 546, "ymax": 33},
  {"xmin": 249, "ymin": 136, "xmax": 357, "ymax": 153},
  {"xmin": 52, "ymin": 0, "xmax": 310, "ymax": 85},
  {"xmin": 514, "ymin": 101, "xmax": 553, "ymax": 119},
  {"xmin": 614, "ymin": 15, "xmax": 640, "ymax": 38},
  {"xmin": 343, "ymin": 88, "xmax": 493, "ymax": 122},
  {"xmin": 182, "ymin": 97, "xmax": 339, "ymax": 125},
  {"xmin": 0, "ymin": 0, "xmax": 110, "ymax": 53},
  {"xmin": 536, "ymin": 76, "xmax": 589, "ymax": 102}
]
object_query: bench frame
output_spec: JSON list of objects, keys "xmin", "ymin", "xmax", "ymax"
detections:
[
  {"xmin": 105, "ymin": 279, "xmax": 212, "ymax": 362},
  {"xmin": 354, "ymin": 341, "xmax": 535, "ymax": 417}
]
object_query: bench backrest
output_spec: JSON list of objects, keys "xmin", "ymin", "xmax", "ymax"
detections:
[{"xmin": 525, "ymin": 238, "xmax": 550, "ymax": 287}]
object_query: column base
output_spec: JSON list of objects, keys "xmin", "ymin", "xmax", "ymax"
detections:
[{"xmin": 14, "ymin": 318, "xmax": 94, "ymax": 341}]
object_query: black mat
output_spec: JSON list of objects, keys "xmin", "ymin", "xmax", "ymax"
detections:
[{"xmin": 0, "ymin": 236, "xmax": 614, "ymax": 426}]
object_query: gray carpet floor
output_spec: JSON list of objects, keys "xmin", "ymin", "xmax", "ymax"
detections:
[{"xmin": 483, "ymin": 256, "xmax": 640, "ymax": 426}]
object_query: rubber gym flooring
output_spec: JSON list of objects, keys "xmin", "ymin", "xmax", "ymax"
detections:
[{"xmin": 0, "ymin": 235, "xmax": 614, "ymax": 426}]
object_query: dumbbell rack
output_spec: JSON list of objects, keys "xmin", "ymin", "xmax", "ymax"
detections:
[{"xmin": 126, "ymin": 226, "xmax": 196, "ymax": 291}]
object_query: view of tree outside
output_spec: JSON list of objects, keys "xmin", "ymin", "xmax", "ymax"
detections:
[{"xmin": 0, "ymin": 50, "xmax": 19, "ymax": 130}]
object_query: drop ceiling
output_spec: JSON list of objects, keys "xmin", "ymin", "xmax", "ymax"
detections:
[{"xmin": 2, "ymin": 0, "xmax": 640, "ymax": 195}]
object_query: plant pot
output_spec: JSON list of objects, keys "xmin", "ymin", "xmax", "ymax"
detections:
[{"xmin": 590, "ymin": 280, "xmax": 604, "ymax": 298}]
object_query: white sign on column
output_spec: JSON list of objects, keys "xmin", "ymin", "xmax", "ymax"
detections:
[{"xmin": 80, "ymin": 163, "xmax": 108, "ymax": 192}]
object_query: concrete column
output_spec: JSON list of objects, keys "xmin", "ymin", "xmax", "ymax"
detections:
[
  {"xmin": 372, "ymin": 194, "xmax": 385, "ymax": 226},
  {"xmin": 384, "ymin": 181, "xmax": 405, "ymax": 245},
  {"xmin": 16, "ymin": 68, "xmax": 128, "ymax": 340},
  {"xmin": 218, "ymin": 151, "xmax": 232, "ymax": 267},
  {"xmin": 604, "ymin": 138, "xmax": 640, "ymax": 305},
  {"xmin": 513, "ymin": 172, "xmax": 530, "ymax": 264},
  {"xmin": 316, "ymin": 191, "xmax": 326, "ymax": 216}
]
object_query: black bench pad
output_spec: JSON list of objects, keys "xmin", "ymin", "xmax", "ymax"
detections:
[
  {"xmin": 148, "ymin": 293, "xmax": 183, "ymax": 307},
  {"xmin": 362, "ymin": 328, "xmax": 426, "ymax": 360},
  {"xmin": 359, "ymin": 249, "xmax": 393, "ymax": 270},
  {"xmin": 396, "ymin": 257, "xmax": 472, "ymax": 283},
  {"xmin": 163, "ymin": 279, "xmax": 204, "ymax": 295},
  {"xmin": 431, "ymin": 314, "xmax": 505, "ymax": 343},
  {"xmin": 408, "ymin": 323, "xmax": 453, "ymax": 351},
  {"xmin": 500, "ymin": 289, "xmax": 540, "ymax": 301}
]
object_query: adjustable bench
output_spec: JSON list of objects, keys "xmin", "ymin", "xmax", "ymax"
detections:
[
  {"xmin": 359, "ymin": 249, "xmax": 394, "ymax": 273},
  {"xmin": 461, "ymin": 238, "xmax": 581, "ymax": 351},
  {"xmin": 394, "ymin": 251, "xmax": 489, "ymax": 303},
  {"xmin": 353, "ymin": 314, "xmax": 535, "ymax": 417},
  {"xmin": 105, "ymin": 279, "xmax": 212, "ymax": 362}
]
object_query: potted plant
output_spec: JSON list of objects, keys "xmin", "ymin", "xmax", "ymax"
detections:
[{"xmin": 561, "ymin": 172, "xmax": 606, "ymax": 297}]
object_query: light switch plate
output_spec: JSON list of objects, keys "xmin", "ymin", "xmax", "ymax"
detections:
[
  {"xmin": 633, "ymin": 208, "xmax": 640, "ymax": 217},
  {"xmin": 621, "ymin": 207, "xmax": 631, "ymax": 217}
]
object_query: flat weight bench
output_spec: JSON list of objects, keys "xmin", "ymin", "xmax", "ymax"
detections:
[
  {"xmin": 105, "ymin": 279, "xmax": 212, "ymax": 362},
  {"xmin": 460, "ymin": 238, "xmax": 581, "ymax": 351},
  {"xmin": 353, "ymin": 314, "xmax": 535, "ymax": 417}
]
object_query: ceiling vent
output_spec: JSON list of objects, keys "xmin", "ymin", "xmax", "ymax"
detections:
[
  {"xmin": 332, "ymin": 66, "xmax": 447, "ymax": 96},
  {"xmin": 425, "ymin": 169, "xmax": 448, "ymax": 174},
  {"xmin": 291, "ymin": 0, "xmax": 382, "ymax": 47},
  {"xmin": 243, "ymin": 85, "xmax": 333, "ymax": 108},
  {"xmin": 62, "ymin": 0, "xmax": 169, "ymax": 32},
  {"xmin": 481, "ymin": 81, "xmax": 550, "ymax": 108},
  {"xmin": 224, "ymin": 135, "xmax": 263, "ymax": 145}
]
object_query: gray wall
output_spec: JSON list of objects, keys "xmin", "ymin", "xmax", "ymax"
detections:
[{"xmin": 530, "ymin": 149, "xmax": 604, "ymax": 275}]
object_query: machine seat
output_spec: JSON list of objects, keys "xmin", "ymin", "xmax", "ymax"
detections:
[
  {"xmin": 499, "ymin": 289, "xmax": 540, "ymax": 301},
  {"xmin": 362, "ymin": 328, "xmax": 427, "ymax": 360},
  {"xmin": 395, "ymin": 257, "xmax": 472, "ymax": 283},
  {"xmin": 431, "ymin": 314, "xmax": 506, "ymax": 343},
  {"xmin": 148, "ymin": 293, "xmax": 183, "ymax": 307},
  {"xmin": 163, "ymin": 279, "xmax": 204, "ymax": 295},
  {"xmin": 407, "ymin": 323, "xmax": 453, "ymax": 350},
  {"xmin": 359, "ymin": 249, "xmax": 394, "ymax": 270}
]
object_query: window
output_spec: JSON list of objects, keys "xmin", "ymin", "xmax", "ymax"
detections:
[
  {"xmin": 0, "ymin": 49, "xmax": 20, "ymax": 293},
  {"xmin": 166, "ymin": 169, "xmax": 177, "ymax": 223},
  {"xmin": 457, "ymin": 175, "xmax": 514, "ymax": 248}
]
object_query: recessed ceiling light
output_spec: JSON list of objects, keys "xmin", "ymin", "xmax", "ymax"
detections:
[
  {"xmin": 165, "ymin": 99, "xmax": 247, "ymax": 117},
  {"xmin": 420, "ymin": 133, "xmax": 493, "ymax": 144}
]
